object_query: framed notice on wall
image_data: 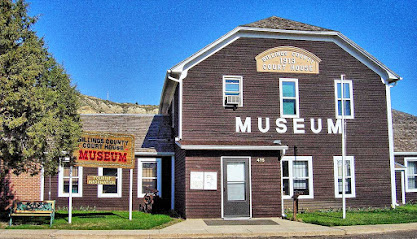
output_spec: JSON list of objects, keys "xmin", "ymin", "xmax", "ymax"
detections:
[{"xmin": 190, "ymin": 171, "xmax": 217, "ymax": 190}]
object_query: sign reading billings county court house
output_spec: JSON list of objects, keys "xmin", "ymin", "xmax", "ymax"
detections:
[
  {"xmin": 255, "ymin": 46, "xmax": 321, "ymax": 74},
  {"xmin": 74, "ymin": 132, "xmax": 135, "ymax": 169}
]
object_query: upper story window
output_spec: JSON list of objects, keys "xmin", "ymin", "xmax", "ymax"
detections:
[
  {"xmin": 137, "ymin": 158, "xmax": 162, "ymax": 197},
  {"xmin": 223, "ymin": 76, "xmax": 243, "ymax": 107},
  {"xmin": 335, "ymin": 80, "xmax": 354, "ymax": 119},
  {"xmin": 279, "ymin": 78, "xmax": 299, "ymax": 118},
  {"xmin": 333, "ymin": 156, "xmax": 356, "ymax": 198},
  {"xmin": 405, "ymin": 158, "xmax": 417, "ymax": 192},
  {"xmin": 58, "ymin": 163, "xmax": 83, "ymax": 197},
  {"xmin": 281, "ymin": 156, "xmax": 313, "ymax": 199},
  {"xmin": 98, "ymin": 167, "xmax": 122, "ymax": 198}
]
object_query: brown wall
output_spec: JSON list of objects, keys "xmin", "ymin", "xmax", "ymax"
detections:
[
  {"xmin": 173, "ymin": 37, "xmax": 393, "ymax": 216},
  {"xmin": 43, "ymin": 156, "xmax": 172, "ymax": 211},
  {"xmin": 183, "ymin": 151, "xmax": 281, "ymax": 218},
  {"xmin": 174, "ymin": 144, "xmax": 186, "ymax": 217}
]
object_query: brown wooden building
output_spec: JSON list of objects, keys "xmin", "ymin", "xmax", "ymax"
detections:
[
  {"xmin": 159, "ymin": 16, "xmax": 403, "ymax": 218},
  {"xmin": 4, "ymin": 17, "xmax": 417, "ymax": 219}
]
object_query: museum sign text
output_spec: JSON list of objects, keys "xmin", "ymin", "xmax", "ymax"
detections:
[
  {"xmin": 255, "ymin": 46, "xmax": 321, "ymax": 74},
  {"xmin": 236, "ymin": 117, "xmax": 344, "ymax": 134},
  {"xmin": 74, "ymin": 132, "xmax": 135, "ymax": 169}
]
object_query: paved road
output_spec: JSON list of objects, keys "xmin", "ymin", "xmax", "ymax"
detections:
[{"xmin": 207, "ymin": 229, "xmax": 417, "ymax": 239}]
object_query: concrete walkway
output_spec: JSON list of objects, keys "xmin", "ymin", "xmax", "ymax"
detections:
[{"xmin": 0, "ymin": 218, "xmax": 416, "ymax": 239}]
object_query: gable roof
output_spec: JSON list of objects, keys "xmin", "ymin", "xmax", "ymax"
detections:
[
  {"xmin": 393, "ymin": 110, "xmax": 417, "ymax": 152},
  {"xmin": 80, "ymin": 114, "xmax": 173, "ymax": 153},
  {"xmin": 242, "ymin": 16, "xmax": 332, "ymax": 31},
  {"xmin": 160, "ymin": 16, "xmax": 401, "ymax": 114}
]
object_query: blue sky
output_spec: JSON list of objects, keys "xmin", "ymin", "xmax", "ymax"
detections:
[{"xmin": 28, "ymin": 0, "xmax": 416, "ymax": 115}]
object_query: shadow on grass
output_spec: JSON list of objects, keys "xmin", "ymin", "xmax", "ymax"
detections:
[{"xmin": 55, "ymin": 212, "xmax": 126, "ymax": 221}]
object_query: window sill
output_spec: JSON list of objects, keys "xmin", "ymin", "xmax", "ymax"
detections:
[
  {"xmin": 335, "ymin": 194, "xmax": 356, "ymax": 198},
  {"xmin": 58, "ymin": 194, "xmax": 83, "ymax": 198},
  {"xmin": 98, "ymin": 194, "xmax": 122, "ymax": 198}
]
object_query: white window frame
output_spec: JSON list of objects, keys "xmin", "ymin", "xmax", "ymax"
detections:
[
  {"xmin": 333, "ymin": 156, "xmax": 356, "ymax": 198},
  {"xmin": 279, "ymin": 78, "xmax": 300, "ymax": 118},
  {"xmin": 137, "ymin": 158, "xmax": 162, "ymax": 198},
  {"xmin": 98, "ymin": 167, "xmax": 122, "ymax": 198},
  {"xmin": 223, "ymin": 75, "xmax": 243, "ymax": 107},
  {"xmin": 334, "ymin": 79, "xmax": 354, "ymax": 119},
  {"xmin": 58, "ymin": 164, "xmax": 83, "ymax": 197},
  {"xmin": 281, "ymin": 156, "xmax": 314, "ymax": 199},
  {"xmin": 405, "ymin": 157, "xmax": 417, "ymax": 192}
]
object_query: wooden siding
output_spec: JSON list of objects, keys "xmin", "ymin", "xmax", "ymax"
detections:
[
  {"xmin": 184, "ymin": 151, "xmax": 281, "ymax": 218},
  {"xmin": 43, "ymin": 156, "xmax": 172, "ymax": 211},
  {"xmin": 174, "ymin": 37, "xmax": 392, "ymax": 217},
  {"xmin": 174, "ymin": 144, "xmax": 186, "ymax": 217}
]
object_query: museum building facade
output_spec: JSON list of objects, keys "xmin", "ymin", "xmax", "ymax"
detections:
[{"xmin": 6, "ymin": 17, "xmax": 417, "ymax": 219}]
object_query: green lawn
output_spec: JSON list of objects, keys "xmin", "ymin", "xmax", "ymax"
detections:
[
  {"xmin": 5, "ymin": 210, "xmax": 179, "ymax": 230},
  {"xmin": 289, "ymin": 204, "xmax": 417, "ymax": 226}
]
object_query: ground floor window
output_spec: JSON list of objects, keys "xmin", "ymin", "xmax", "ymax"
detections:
[
  {"xmin": 333, "ymin": 156, "xmax": 356, "ymax": 198},
  {"xmin": 281, "ymin": 156, "xmax": 313, "ymax": 199},
  {"xmin": 58, "ymin": 163, "xmax": 83, "ymax": 197},
  {"xmin": 137, "ymin": 158, "xmax": 162, "ymax": 197},
  {"xmin": 98, "ymin": 167, "xmax": 122, "ymax": 198},
  {"xmin": 405, "ymin": 158, "xmax": 417, "ymax": 192}
]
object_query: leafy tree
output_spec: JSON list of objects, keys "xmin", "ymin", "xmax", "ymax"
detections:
[{"xmin": 0, "ymin": 0, "xmax": 81, "ymax": 176}]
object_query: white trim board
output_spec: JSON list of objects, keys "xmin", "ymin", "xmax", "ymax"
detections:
[
  {"xmin": 135, "ymin": 152, "xmax": 175, "ymax": 156},
  {"xmin": 176, "ymin": 142, "xmax": 288, "ymax": 151},
  {"xmin": 395, "ymin": 152, "xmax": 417, "ymax": 156}
]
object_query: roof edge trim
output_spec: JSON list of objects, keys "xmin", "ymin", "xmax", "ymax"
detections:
[{"xmin": 176, "ymin": 142, "xmax": 288, "ymax": 151}]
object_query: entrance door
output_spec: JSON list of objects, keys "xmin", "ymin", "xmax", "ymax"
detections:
[{"xmin": 222, "ymin": 157, "xmax": 251, "ymax": 218}]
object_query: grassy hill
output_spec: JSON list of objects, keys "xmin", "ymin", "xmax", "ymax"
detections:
[{"xmin": 78, "ymin": 94, "xmax": 158, "ymax": 114}]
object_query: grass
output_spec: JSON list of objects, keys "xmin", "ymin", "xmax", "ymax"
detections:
[
  {"xmin": 287, "ymin": 203, "xmax": 417, "ymax": 226},
  {"xmin": 4, "ymin": 210, "xmax": 180, "ymax": 230}
]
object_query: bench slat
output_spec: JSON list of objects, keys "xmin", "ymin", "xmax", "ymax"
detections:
[
  {"xmin": 10, "ymin": 214, "xmax": 52, "ymax": 217},
  {"xmin": 11, "ymin": 211, "xmax": 52, "ymax": 214}
]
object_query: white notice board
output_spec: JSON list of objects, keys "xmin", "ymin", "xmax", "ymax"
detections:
[{"xmin": 190, "ymin": 171, "xmax": 217, "ymax": 190}]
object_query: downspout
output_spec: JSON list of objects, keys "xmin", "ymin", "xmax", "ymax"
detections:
[
  {"xmin": 385, "ymin": 78, "xmax": 397, "ymax": 208},
  {"xmin": 280, "ymin": 148, "xmax": 286, "ymax": 217},
  {"xmin": 167, "ymin": 69, "xmax": 187, "ymax": 140}
]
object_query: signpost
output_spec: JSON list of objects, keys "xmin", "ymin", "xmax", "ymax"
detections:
[
  {"xmin": 66, "ymin": 132, "xmax": 135, "ymax": 223},
  {"xmin": 341, "ymin": 74, "xmax": 347, "ymax": 219}
]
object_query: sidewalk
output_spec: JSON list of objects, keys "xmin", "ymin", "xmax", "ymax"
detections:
[{"xmin": 0, "ymin": 218, "xmax": 416, "ymax": 239}]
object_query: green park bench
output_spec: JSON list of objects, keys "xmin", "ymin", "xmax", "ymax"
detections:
[{"xmin": 9, "ymin": 200, "xmax": 55, "ymax": 227}]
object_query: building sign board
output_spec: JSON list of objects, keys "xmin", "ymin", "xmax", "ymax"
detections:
[
  {"xmin": 87, "ymin": 175, "xmax": 116, "ymax": 185},
  {"xmin": 255, "ymin": 46, "xmax": 321, "ymax": 74},
  {"xmin": 74, "ymin": 131, "xmax": 135, "ymax": 169}
]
